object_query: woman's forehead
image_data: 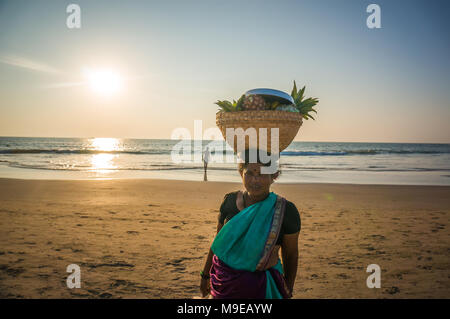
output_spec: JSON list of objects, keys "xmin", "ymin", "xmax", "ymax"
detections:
[{"xmin": 244, "ymin": 163, "xmax": 264, "ymax": 172}]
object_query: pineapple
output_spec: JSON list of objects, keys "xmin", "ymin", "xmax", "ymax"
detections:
[
  {"xmin": 242, "ymin": 95, "xmax": 267, "ymax": 111},
  {"xmin": 290, "ymin": 81, "xmax": 318, "ymax": 120}
]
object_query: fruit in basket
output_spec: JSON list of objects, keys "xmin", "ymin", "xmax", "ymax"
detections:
[
  {"xmin": 276, "ymin": 104, "xmax": 299, "ymax": 112},
  {"xmin": 215, "ymin": 81, "xmax": 318, "ymax": 121},
  {"xmin": 242, "ymin": 95, "xmax": 267, "ymax": 110}
]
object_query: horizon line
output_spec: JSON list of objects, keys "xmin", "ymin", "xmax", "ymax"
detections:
[{"xmin": 0, "ymin": 135, "xmax": 449, "ymax": 145}]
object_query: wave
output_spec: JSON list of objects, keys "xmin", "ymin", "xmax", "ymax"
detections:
[
  {"xmin": 282, "ymin": 165, "xmax": 450, "ymax": 172},
  {"xmin": 0, "ymin": 149, "xmax": 172, "ymax": 155},
  {"xmin": 2, "ymin": 159, "xmax": 449, "ymax": 173},
  {"xmin": 281, "ymin": 150, "xmax": 449, "ymax": 156},
  {"xmin": 1, "ymin": 148, "xmax": 449, "ymax": 156},
  {"xmin": 0, "ymin": 148, "xmax": 237, "ymax": 155}
]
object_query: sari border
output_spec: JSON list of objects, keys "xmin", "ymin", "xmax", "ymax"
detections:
[{"xmin": 255, "ymin": 195, "xmax": 286, "ymax": 271}]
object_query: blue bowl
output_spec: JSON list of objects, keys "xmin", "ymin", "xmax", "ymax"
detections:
[{"xmin": 244, "ymin": 88, "xmax": 294, "ymax": 105}]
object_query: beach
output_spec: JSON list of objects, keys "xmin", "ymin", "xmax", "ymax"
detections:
[{"xmin": 0, "ymin": 177, "xmax": 449, "ymax": 299}]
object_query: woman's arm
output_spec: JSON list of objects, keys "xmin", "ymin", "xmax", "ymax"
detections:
[
  {"xmin": 202, "ymin": 221, "xmax": 223, "ymax": 272},
  {"xmin": 200, "ymin": 221, "xmax": 223, "ymax": 297},
  {"xmin": 281, "ymin": 231, "xmax": 300, "ymax": 296}
]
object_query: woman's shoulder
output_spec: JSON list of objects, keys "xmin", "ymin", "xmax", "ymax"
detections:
[
  {"xmin": 220, "ymin": 190, "xmax": 240, "ymax": 211},
  {"xmin": 281, "ymin": 197, "xmax": 301, "ymax": 234},
  {"xmin": 218, "ymin": 191, "xmax": 240, "ymax": 224},
  {"xmin": 284, "ymin": 199, "xmax": 299, "ymax": 214},
  {"xmin": 221, "ymin": 190, "xmax": 240, "ymax": 202}
]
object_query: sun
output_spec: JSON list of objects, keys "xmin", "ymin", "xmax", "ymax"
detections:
[{"xmin": 84, "ymin": 68, "xmax": 122, "ymax": 96}]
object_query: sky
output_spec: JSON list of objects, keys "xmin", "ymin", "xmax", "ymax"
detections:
[{"xmin": 0, "ymin": 0, "xmax": 449, "ymax": 143}]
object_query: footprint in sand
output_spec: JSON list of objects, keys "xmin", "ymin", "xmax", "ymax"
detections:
[
  {"xmin": 368, "ymin": 234, "xmax": 386, "ymax": 241},
  {"xmin": 419, "ymin": 265, "xmax": 432, "ymax": 270},
  {"xmin": 111, "ymin": 279, "xmax": 128, "ymax": 288},
  {"xmin": 0, "ymin": 264, "xmax": 25, "ymax": 277},
  {"xmin": 81, "ymin": 261, "xmax": 135, "ymax": 269},
  {"xmin": 394, "ymin": 273, "xmax": 403, "ymax": 280},
  {"xmin": 385, "ymin": 286, "xmax": 400, "ymax": 295},
  {"xmin": 166, "ymin": 257, "xmax": 202, "ymax": 274},
  {"xmin": 166, "ymin": 259, "xmax": 187, "ymax": 272},
  {"xmin": 110, "ymin": 279, "xmax": 149, "ymax": 292}
]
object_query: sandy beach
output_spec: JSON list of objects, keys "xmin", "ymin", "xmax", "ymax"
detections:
[{"xmin": 0, "ymin": 177, "xmax": 449, "ymax": 299}]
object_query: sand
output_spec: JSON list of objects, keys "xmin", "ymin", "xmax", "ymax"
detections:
[{"xmin": 0, "ymin": 177, "xmax": 449, "ymax": 298}]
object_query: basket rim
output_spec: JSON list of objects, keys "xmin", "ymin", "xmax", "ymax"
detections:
[{"xmin": 215, "ymin": 109, "xmax": 301, "ymax": 114}]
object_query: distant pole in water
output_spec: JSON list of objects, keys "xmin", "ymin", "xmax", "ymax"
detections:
[{"xmin": 203, "ymin": 147, "xmax": 210, "ymax": 181}]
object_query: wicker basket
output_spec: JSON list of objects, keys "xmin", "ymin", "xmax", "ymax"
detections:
[{"xmin": 216, "ymin": 110, "xmax": 303, "ymax": 153}]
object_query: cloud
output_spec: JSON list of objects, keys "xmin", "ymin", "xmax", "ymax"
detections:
[
  {"xmin": 41, "ymin": 81, "xmax": 86, "ymax": 89},
  {"xmin": 0, "ymin": 54, "xmax": 60, "ymax": 74}
]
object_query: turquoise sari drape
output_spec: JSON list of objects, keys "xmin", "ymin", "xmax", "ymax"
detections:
[{"xmin": 210, "ymin": 191, "xmax": 285, "ymax": 298}]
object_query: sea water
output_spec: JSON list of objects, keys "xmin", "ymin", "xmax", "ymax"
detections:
[{"xmin": 0, "ymin": 136, "xmax": 449, "ymax": 185}]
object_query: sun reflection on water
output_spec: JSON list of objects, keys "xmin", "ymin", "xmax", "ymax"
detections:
[
  {"xmin": 90, "ymin": 137, "xmax": 121, "ymax": 152},
  {"xmin": 88, "ymin": 138, "xmax": 121, "ymax": 172},
  {"xmin": 91, "ymin": 153, "xmax": 117, "ymax": 170}
]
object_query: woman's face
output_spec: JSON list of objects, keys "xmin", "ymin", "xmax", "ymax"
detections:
[{"xmin": 240, "ymin": 163, "xmax": 278, "ymax": 196}]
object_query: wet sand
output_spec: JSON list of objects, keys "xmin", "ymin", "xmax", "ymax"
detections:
[{"xmin": 0, "ymin": 178, "xmax": 449, "ymax": 298}]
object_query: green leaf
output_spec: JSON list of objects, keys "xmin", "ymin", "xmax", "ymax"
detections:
[
  {"xmin": 270, "ymin": 101, "xmax": 280, "ymax": 110},
  {"xmin": 291, "ymin": 80, "xmax": 298, "ymax": 99},
  {"xmin": 298, "ymin": 86, "xmax": 306, "ymax": 102},
  {"xmin": 215, "ymin": 100, "xmax": 234, "ymax": 112},
  {"xmin": 235, "ymin": 94, "xmax": 245, "ymax": 111}
]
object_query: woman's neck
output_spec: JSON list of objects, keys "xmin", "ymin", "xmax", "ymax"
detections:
[{"xmin": 245, "ymin": 190, "xmax": 270, "ymax": 206}]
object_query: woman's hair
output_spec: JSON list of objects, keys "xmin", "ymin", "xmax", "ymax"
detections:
[{"xmin": 237, "ymin": 148, "xmax": 282, "ymax": 179}]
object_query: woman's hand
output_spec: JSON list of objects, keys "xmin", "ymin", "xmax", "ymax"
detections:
[
  {"xmin": 287, "ymin": 287, "xmax": 293, "ymax": 299},
  {"xmin": 281, "ymin": 232, "xmax": 299, "ymax": 298},
  {"xmin": 199, "ymin": 277, "xmax": 210, "ymax": 298}
]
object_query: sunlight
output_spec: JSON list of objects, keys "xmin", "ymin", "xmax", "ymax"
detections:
[
  {"xmin": 88, "ymin": 138, "xmax": 121, "ymax": 172},
  {"xmin": 83, "ymin": 68, "xmax": 122, "ymax": 96},
  {"xmin": 90, "ymin": 137, "xmax": 121, "ymax": 151},
  {"xmin": 90, "ymin": 153, "xmax": 117, "ymax": 171}
]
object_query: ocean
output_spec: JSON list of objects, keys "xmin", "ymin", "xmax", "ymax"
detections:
[{"xmin": 0, "ymin": 136, "xmax": 449, "ymax": 185}]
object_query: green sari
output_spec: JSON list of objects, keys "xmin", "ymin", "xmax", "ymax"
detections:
[{"xmin": 210, "ymin": 191, "xmax": 289, "ymax": 298}]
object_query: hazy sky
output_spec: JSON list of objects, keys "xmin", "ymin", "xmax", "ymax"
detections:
[{"xmin": 0, "ymin": 0, "xmax": 449, "ymax": 143}]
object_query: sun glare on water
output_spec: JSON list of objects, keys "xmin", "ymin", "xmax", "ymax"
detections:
[
  {"xmin": 88, "ymin": 138, "xmax": 121, "ymax": 172},
  {"xmin": 90, "ymin": 137, "xmax": 121, "ymax": 151},
  {"xmin": 84, "ymin": 68, "xmax": 123, "ymax": 96}
]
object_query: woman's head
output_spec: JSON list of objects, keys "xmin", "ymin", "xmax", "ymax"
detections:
[{"xmin": 237, "ymin": 149, "xmax": 281, "ymax": 196}]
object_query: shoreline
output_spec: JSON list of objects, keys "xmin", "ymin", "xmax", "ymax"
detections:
[{"xmin": 2, "ymin": 176, "xmax": 450, "ymax": 187}]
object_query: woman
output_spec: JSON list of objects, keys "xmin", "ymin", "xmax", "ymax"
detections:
[{"xmin": 199, "ymin": 149, "xmax": 301, "ymax": 299}]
